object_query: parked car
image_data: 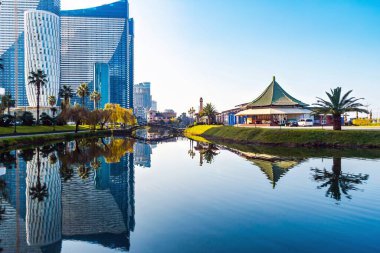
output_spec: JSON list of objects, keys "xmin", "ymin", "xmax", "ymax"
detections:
[
  {"xmin": 298, "ymin": 118, "xmax": 314, "ymax": 127},
  {"xmin": 286, "ymin": 120, "xmax": 298, "ymax": 127}
]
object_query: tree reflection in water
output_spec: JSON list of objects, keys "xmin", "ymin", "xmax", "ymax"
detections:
[
  {"xmin": 311, "ymin": 157, "xmax": 369, "ymax": 201},
  {"xmin": 29, "ymin": 148, "xmax": 48, "ymax": 202},
  {"xmin": 191, "ymin": 141, "xmax": 219, "ymax": 166}
]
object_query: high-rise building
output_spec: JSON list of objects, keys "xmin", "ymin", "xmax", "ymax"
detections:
[
  {"xmin": 61, "ymin": 0, "xmax": 134, "ymax": 108},
  {"xmin": 151, "ymin": 100, "xmax": 158, "ymax": 111},
  {"xmin": 133, "ymin": 82, "xmax": 152, "ymax": 121},
  {"xmin": 0, "ymin": 0, "xmax": 134, "ymax": 109},
  {"xmin": 0, "ymin": 0, "xmax": 60, "ymax": 106},
  {"xmin": 24, "ymin": 10, "xmax": 60, "ymax": 107}
]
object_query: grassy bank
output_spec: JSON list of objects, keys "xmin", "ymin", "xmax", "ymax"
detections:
[
  {"xmin": 0, "ymin": 125, "xmax": 89, "ymax": 135},
  {"xmin": 0, "ymin": 130, "xmax": 112, "ymax": 151},
  {"xmin": 185, "ymin": 125, "xmax": 380, "ymax": 148}
]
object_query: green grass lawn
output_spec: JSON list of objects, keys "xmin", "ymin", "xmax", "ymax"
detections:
[
  {"xmin": 188, "ymin": 125, "xmax": 380, "ymax": 148},
  {"xmin": 0, "ymin": 125, "xmax": 89, "ymax": 135}
]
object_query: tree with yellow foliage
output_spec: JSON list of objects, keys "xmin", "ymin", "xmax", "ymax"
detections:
[{"xmin": 104, "ymin": 103, "xmax": 137, "ymax": 128}]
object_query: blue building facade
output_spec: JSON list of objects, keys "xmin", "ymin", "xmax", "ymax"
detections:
[
  {"xmin": 94, "ymin": 63, "xmax": 110, "ymax": 109},
  {"xmin": 0, "ymin": 0, "xmax": 134, "ymax": 109},
  {"xmin": 61, "ymin": 0, "xmax": 134, "ymax": 109}
]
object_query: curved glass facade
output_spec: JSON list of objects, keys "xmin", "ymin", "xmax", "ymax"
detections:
[
  {"xmin": 1, "ymin": 0, "xmax": 133, "ymax": 109},
  {"xmin": 61, "ymin": 0, "xmax": 134, "ymax": 109},
  {"xmin": 24, "ymin": 10, "xmax": 60, "ymax": 107},
  {"xmin": 0, "ymin": 0, "xmax": 61, "ymax": 107}
]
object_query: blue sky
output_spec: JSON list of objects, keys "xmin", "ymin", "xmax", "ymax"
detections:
[{"xmin": 62, "ymin": 0, "xmax": 380, "ymax": 116}]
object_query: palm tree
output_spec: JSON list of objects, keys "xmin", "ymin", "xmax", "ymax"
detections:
[
  {"xmin": 1, "ymin": 93, "xmax": 15, "ymax": 115},
  {"xmin": 203, "ymin": 103, "xmax": 217, "ymax": 124},
  {"xmin": 28, "ymin": 70, "xmax": 47, "ymax": 125},
  {"xmin": 48, "ymin": 95, "xmax": 57, "ymax": 117},
  {"xmin": 76, "ymin": 83, "xmax": 90, "ymax": 107},
  {"xmin": 90, "ymin": 91, "xmax": 101, "ymax": 110},
  {"xmin": 313, "ymin": 87, "xmax": 368, "ymax": 130},
  {"xmin": 29, "ymin": 148, "xmax": 48, "ymax": 202},
  {"xmin": 59, "ymin": 85, "xmax": 74, "ymax": 110}
]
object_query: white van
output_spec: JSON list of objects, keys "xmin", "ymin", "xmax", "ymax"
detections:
[{"xmin": 298, "ymin": 118, "xmax": 314, "ymax": 127}]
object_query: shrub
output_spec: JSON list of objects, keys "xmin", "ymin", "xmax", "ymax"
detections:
[
  {"xmin": 19, "ymin": 111, "xmax": 35, "ymax": 126},
  {"xmin": 40, "ymin": 113, "xmax": 54, "ymax": 126},
  {"xmin": 0, "ymin": 114, "xmax": 14, "ymax": 127}
]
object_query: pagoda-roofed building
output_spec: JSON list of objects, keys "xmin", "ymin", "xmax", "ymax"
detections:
[{"xmin": 235, "ymin": 76, "xmax": 312, "ymax": 126}]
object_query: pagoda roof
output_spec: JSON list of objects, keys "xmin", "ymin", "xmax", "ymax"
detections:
[{"xmin": 248, "ymin": 77, "xmax": 308, "ymax": 107}]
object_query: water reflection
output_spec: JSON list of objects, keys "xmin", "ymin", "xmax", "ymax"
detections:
[
  {"xmin": 189, "ymin": 140, "xmax": 220, "ymax": 166},
  {"xmin": 311, "ymin": 157, "xmax": 369, "ymax": 201},
  {"xmin": 0, "ymin": 138, "xmax": 155, "ymax": 252}
]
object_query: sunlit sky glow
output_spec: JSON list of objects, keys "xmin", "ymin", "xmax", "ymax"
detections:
[{"xmin": 62, "ymin": 0, "xmax": 380, "ymax": 116}]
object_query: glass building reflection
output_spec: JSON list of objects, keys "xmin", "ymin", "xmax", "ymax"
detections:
[{"xmin": 0, "ymin": 138, "xmax": 136, "ymax": 252}]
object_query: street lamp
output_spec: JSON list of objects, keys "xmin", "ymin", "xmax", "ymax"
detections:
[{"xmin": 13, "ymin": 111, "xmax": 17, "ymax": 134}]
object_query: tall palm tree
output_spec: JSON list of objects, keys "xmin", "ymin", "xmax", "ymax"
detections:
[
  {"xmin": 203, "ymin": 103, "xmax": 217, "ymax": 124},
  {"xmin": 59, "ymin": 85, "xmax": 74, "ymax": 110},
  {"xmin": 48, "ymin": 95, "xmax": 57, "ymax": 131},
  {"xmin": 76, "ymin": 83, "xmax": 90, "ymax": 107},
  {"xmin": 313, "ymin": 87, "xmax": 368, "ymax": 130},
  {"xmin": 28, "ymin": 70, "xmax": 47, "ymax": 125},
  {"xmin": 90, "ymin": 91, "xmax": 101, "ymax": 110}
]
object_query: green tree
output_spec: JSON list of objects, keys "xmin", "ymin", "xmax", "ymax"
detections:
[
  {"xmin": 202, "ymin": 103, "xmax": 217, "ymax": 124},
  {"xmin": 313, "ymin": 87, "xmax": 368, "ymax": 130},
  {"xmin": 1, "ymin": 93, "xmax": 15, "ymax": 115},
  {"xmin": 63, "ymin": 105, "xmax": 89, "ymax": 133},
  {"xmin": 48, "ymin": 95, "xmax": 57, "ymax": 117},
  {"xmin": 59, "ymin": 85, "xmax": 74, "ymax": 110},
  {"xmin": 90, "ymin": 91, "xmax": 101, "ymax": 110},
  {"xmin": 28, "ymin": 70, "xmax": 47, "ymax": 125},
  {"xmin": 19, "ymin": 111, "xmax": 35, "ymax": 126},
  {"xmin": 76, "ymin": 83, "xmax": 90, "ymax": 107}
]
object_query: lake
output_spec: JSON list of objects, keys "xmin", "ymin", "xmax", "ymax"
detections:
[{"xmin": 0, "ymin": 136, "xmax": 379, "ymax": 253}]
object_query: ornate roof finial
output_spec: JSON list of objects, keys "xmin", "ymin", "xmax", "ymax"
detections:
[{"xmin": 273, "ymin": 76, "xmax": 276, "ymax": 82}]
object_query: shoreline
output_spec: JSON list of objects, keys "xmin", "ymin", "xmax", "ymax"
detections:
[
  {"xmin": 185, "ymin": 125, "xmax": 380, "ymax": 149},
  {"xmin": 0, "ymin": 130, "xmax": 112, "ymax": 151}
]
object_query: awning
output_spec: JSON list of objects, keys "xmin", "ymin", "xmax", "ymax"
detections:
[{"xmin": 236, "ymin": 108, "xmax": 312, "ymax": 116}]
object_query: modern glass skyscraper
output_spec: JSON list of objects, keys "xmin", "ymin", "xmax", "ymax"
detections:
[
  {"xmin": 133, "ymin": 82, "xmax": 152, "ymax": 121},
  {"xmin": 0, "ymin": 0, "xmax": 60, "ymax": 107},
  {"xmin": 1, "ymin": 0, "xmax": 134, "ymax": 109},
  {"xmin": 61, "ymin": 0, "xmax": 134, "ymax": 109},
  {"xmin": 24, "ymin": 10, "xmax": 60, "ymax": 107}
]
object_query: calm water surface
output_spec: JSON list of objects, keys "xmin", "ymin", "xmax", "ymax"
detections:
[{"xmin": 0, "ymin": 137, "xmax": 379, "ymax": 253}]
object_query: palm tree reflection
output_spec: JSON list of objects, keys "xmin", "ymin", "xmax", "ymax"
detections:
[
  {"xmin": 311, "ymin": 157, "xmax": 369, "ymax": 201},
  {"xmin": 192, "ymin": 141, "xmax": 219, "ymax": 166},
  {"xmin": 29, "ymin": 148, "xmax": 48, "ymax": 202}
]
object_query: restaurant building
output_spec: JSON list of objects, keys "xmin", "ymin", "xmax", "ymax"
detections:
[{"xmin": 235, "ymin": 76, "xmax": 312, "ymax": 126}]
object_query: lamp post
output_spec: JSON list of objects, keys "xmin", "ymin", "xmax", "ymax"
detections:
[{"xmin": 14, "ymin": 111, "xmax": 17, "ymax": 134}]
